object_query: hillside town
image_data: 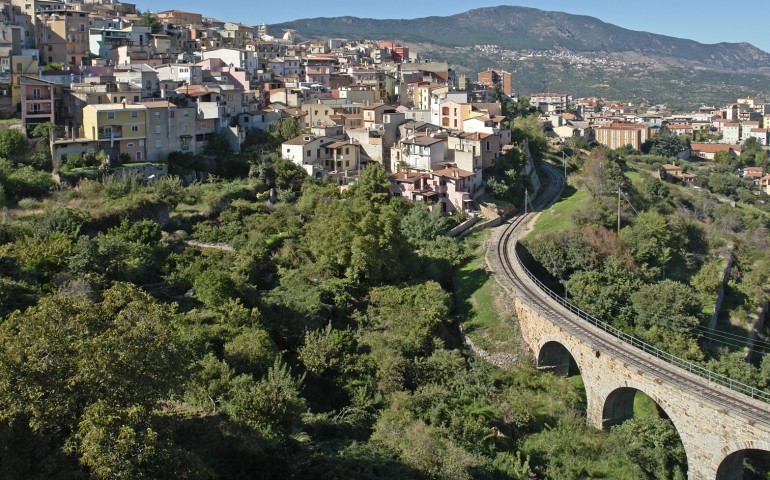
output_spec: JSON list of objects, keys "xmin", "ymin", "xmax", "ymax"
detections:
[
  {"xmin": 5, "ymin": 1, "xmax": 770, "ymax": 478},
  {"xmin": 0, "ymin": 0, "xmax": 768, "ymax": 213}
]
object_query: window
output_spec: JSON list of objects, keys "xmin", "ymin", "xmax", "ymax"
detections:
[
  {"xmin": 133, "ymin": 96, "xmax": 139, "ymax": 102},
  {"xmin": 486, "ymin": 141, "xmax": 491, "ymax": 152},
  {"xmin": 107, "ymin": 112, "xmax": 115, "ymax": 119},
  {"xmin": 155, "ymin": 112, "xmax": 160, "ymax": 119},
  {"xmin": 127, "ymin": 142, "xmax": 134, "ymax": 147},
  {"xmin": 306, "ymin": 150, "xmax": 311, "ymax": 157},
  {"xmin": 345, "ymin": 160, "xmax": 350, "ymax": 167},
  {"xmin": 136, "ymin": 152, "xmax": 142, "ymax": 161},
  {"xmin": 170, "ymin": 111, "xmax": 174, "ymax": 118},
  {"xmin": 131, "ymin": 111, "xmax": 138, "ymax": 117},
  {"xmin": 139, "ymin": 140, "xmax": 144, "ymax": 147},
  {"xmin": 131, "ymin": 125, "xmax": 139, "ymax": 132},
  {"xmin": 155, "ymin": 126, "xmax": 161, "ymax": 134},
  {"xmin": 156, "ymin": 140, "xmax": 162, "ymax": 148}
]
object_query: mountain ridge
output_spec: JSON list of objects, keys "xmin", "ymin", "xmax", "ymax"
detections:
[{"xmin": 273, "ymin": 5, "xmax": 770, "ymax": 73}]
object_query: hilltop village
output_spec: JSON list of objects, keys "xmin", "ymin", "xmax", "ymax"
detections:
[{"xmin": 0, "ymin": 0, "xmax": 767, "ymax": 206}]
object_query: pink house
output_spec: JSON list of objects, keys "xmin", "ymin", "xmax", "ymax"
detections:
[
  {"xmin": 20, "ymin": 76, "xmax": 56, "ymax": 131},
  {"xmin": 390, "ymin": 166, "xmax": 478, "ymax": 214}
]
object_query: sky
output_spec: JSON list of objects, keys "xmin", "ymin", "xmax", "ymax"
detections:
[{"xmin": 131, "ymin": 0, "xmax": 770, "ymax": 54}]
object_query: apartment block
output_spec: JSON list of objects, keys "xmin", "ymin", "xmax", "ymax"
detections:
[
  {"xmin": 477, "ymin": 69, "xmax": 512, "ymax": 96},
  {"xmin": 595, "ymin": 123, "xmax": 650, "ymax": 151}
]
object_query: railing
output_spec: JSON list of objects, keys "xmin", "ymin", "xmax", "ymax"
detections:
[{"xmin": 513, "ymin": 241, "xmax": 770, "ymax": 404}]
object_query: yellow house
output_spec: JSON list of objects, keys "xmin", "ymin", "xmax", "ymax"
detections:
[{"xmin": 83, "ymin": 103, "xmax": 148, "ymax": 162}]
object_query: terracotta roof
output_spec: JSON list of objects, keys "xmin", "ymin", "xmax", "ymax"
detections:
[
  {"xmin": 391, "ymin": 171, "xmax": 426, "ymax": 182},
  {"xmin": 691, "ymin": 143, "xmax": 740, "ymax": 154},
  {"xmin": 431, "ymin": 167, "xmax": 475, "ymax": 178}
]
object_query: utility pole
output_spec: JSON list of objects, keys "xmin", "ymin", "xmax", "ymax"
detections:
[
  {"xmin": 617, "ymin": 184, "xmax": 621, "ymax": 235},
  {"xmin": 562, "ymin": 150, "xmax": 567, "ymax": 178},
  {"xmin": 524, "ymin": 188, "xmax": 528, "ymax": 215}
]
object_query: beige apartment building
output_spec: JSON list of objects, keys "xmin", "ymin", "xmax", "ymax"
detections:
[
  {"xmin": 595, "ymin": 123, "xmax": 650, "ymax": 151},
  {"xmin": 36, "ymin": 8, "xmax": 90, "ymax": 65}
]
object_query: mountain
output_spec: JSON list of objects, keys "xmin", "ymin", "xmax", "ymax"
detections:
[
  {"xmin": 273, "ymin": 6, "xmax": 770, "ymax": 72},
  {"xmin": 272, "ymin": 6, "xmax": 770, "ymax": 108}
]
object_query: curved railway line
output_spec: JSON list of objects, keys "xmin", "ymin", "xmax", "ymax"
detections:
[{"xmin": 494, "ymin": 162, "xmax": 770, "ymax": 427}]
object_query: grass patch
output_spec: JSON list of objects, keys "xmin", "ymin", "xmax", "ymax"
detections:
[
  {"xmin": 526, "ymin": 186, "xmax": 589, "ymax": 239},
  {"xmin": 453, "ymin": 231, "xmax": 521, "ymax": 353},
  {"xmin": 633, "ymin": 391, "xmax": 661, "ymax": 419}
]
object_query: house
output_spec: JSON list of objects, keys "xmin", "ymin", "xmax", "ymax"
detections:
[
  {"xmin": 689, "ymin": 143, "xmax": 741, "ymax": 160},
  {"xmin": 721, "ymin": 123, "xmax": 741, "ymax": 144},
  {"xmin": 530, "ymin": 93, "xmax": 571, "ymax": 114},
  {"xmin": 760, "ymin": 174, "xmax": 770, "ymax": 194},
  {"xmin": 740, "ymin": 121, "xmax": 761, "ymax": 142},
  {"xmin": 434, "ymin": 100, "xmax": 472, "ymax": 130},
  {"xmin": 36, "ymin": 8, "xmax": 90, "ymax": 66},
  {"xmin": 737, "ymin": 166, "xmax": 765, "ymax": 186},
  {"xmin": 661, "ymin": 163, "xmax": 697, "ymax": 185},
  {"xmin": 429, "ymin": 166, "xmax": 479, "ymax": 214},
  {"xmin": 661, "ymin": 164, "xmax": 683, "ymax": 177},
  {"xmin": 389, "ymin": 166, "xmax": 479, "ymax": 214},
  {"xmin": 155, "ymin": 10, "xmax": 203, "ymax": 27},
  {"xmin": 19, "ymin": 75, "xmax": 55, "ymax": 130},
  {"xmin": 82, "ymin": 102, "xmax": 148, "ymax": 162},
  {"xmin": 666, "ymin": 123, "xmax": 694, "ymax": 137},
  {"xmin": 282, "ymin": 134, "xmax": 334, "ymax": 168},
  {"xmin": 747, "ymin": 128, "xmax": 770, "ymax": 146},
  {"xmin": 446, "ymin": 131, "xmax": 500, "ymax": 169},
  {"xmin": 281, "ymin": 133, "xmax": 362, "ymax": 182},
  {"xmin": 141, "ymin": 100, "xmax": 196, "ymax": 161},
  {"xmin": 391, "ymin": 134, "xmax": 447, "ymax": 171}
]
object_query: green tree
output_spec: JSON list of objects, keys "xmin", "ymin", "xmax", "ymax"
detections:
[
  {"xmin": 0, "ymin": 283, "xmax": 188, "ymax": 445},
  {"xmin": 275, "ymin": 117, "xmax": 303, "ymax": 142},
  {"xmin": 224, "ymin": 326, "xmax": 278, "ymax": 377},
  {"xmin": 226, "ymin": 358, "xmax": 307, "ymax": 440},
  {"xmin": 0, "ymin": 128, "xmax": 27, "ymax": 160},
  {"xmin": 76, "ymin": 401, "xmax": 207, "ymax": 480},
  {"xmin": 631, "ymin": 280, "xmax": 701, "ymax": 333},
  {"xmin": 139, "ymin": 11, "xmax": 163, "ymax": 34},
  {"xmin": 609, "ymin": 417, "xmax": 687, "ymax": 480},
  {"xmin": 400, "ymin": 204, "xmax": 450, "ymax": 246},
  {"xmin": 649, "ymin": 128, "xmax": 688, "ymax": 158}
]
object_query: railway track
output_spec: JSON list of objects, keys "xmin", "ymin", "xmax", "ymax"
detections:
[{"xmin": 494, "ymin": 162, "xmax": 770, "ymax": 426}]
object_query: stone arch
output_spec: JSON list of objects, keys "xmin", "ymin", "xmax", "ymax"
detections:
[
  {"xmin": 601, "ymin": 386, "xmax": 673, "ymax": 430},
  {"xmin": 601, "ymin": 385, "xmax": 690, "ymax": 476},
  {"xmin": 715, "ymin": 441, "xmax": 770, "ymax": 480},
  {"xmin": 537, "ymin": 339, "xmax": 581, "ymax": 377}
]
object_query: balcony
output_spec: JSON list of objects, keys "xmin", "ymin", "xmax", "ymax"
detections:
[
  {"xmin": 98, "ymin": 127, "xmax": 123, "ymax": 140},
  {"xmin": 25, "ymin": 108, "xmax": 53, "ymax": 116},
  {"xmin": 23, "ymin": 94, "xmax": 53, "ymax": 101}
]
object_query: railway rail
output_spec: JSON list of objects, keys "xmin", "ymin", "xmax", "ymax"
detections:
[{"xmin": 494, "ymin": 162, "xmax": 770, "ymax": 426}]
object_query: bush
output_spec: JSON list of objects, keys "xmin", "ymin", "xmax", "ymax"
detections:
[{"xmin": 17, "ymin": 198, "xmax": 42, "ymax": 210}]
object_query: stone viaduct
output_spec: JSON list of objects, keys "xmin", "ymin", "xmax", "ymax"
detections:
[{"xmin": 493, "ymin": 224, "xmax": 770, "ymax": 480}]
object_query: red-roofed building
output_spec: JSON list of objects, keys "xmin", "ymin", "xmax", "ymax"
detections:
[{"xmin": 689, "ymin": 143, "xmax": 741, "ymax": 160}]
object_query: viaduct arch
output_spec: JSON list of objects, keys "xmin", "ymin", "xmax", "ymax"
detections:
[
  {"xmin": 492, "ymin": 163, "xmax": 770, "ymax": 479},
  {"xmin": 496, "ymin": 235, "xmax": 770, "ymax": 480}
]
